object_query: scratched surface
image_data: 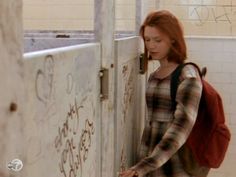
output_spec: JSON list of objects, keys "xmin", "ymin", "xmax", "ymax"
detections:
[
  {"xmin": 23, "ymin": 44, "xmax": 101, "ymax": 177},
  {"xmin": 114, "ymin": 37, "xmax": 142, "ymax": 173},
  {"xmin": 0, "ymin": 0, "xmax": 24, "ymax": 176},
  {"xmin": 159, "ymin": 0, "xmax": 236, "ymax": 36}
]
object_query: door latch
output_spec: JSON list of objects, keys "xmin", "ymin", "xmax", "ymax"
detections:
[{"xmin": 99, "ymin": 68, "xmax": 109, "ymax": 100}]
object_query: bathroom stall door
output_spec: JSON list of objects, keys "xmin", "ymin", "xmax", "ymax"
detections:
[
  {"xmin": 114, "ymin": 37, "xmax": 144, "ymax": 173},
  {"xmin": 0, "ymin": 0, "xmax": 25, "ymax": 176},
  {"xmin": 23, "ymin": 44, "xmax": 101, "ymax": 177}
]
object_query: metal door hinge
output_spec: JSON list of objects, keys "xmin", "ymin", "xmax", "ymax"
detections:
[{"xmin": 99, "ymin": 68, "xmax": 109, "ymax": 100}]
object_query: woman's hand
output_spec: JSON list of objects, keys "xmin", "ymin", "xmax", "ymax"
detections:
[{"xmin": 119, "ymin": 169, "xmax": 139, "ymax": 177}]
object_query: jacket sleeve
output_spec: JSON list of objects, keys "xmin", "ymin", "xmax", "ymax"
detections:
[
  {"xmin": 137, "ymin": 72, "xmax": 155, "ymax": 160},
  {"xmin": 131, "ymin": 65, "xmax": 203, "ymax": 176}
]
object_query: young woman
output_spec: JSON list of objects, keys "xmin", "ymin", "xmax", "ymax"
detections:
[{"xmin": 120, "ymin": 10, "xmax": 205, "ymax": 177}]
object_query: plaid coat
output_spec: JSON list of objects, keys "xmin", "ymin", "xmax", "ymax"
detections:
[{"xmin": 131, "ymin": 65, "xmax": 202, "ymax": 177}]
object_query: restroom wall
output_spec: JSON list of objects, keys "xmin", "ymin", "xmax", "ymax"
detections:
[
  {"xmin": 186, "ymin": 37, "xmax": 236, "ymax": 177},
  {"xmin": 23, "ymin": 0, "xmax": 94, "ymax": 30},
  {"xmin": 145, "ymin": 37, "xmax": 236, "ymax": 177},
  {"xmin": 22, "ymin": 0, "xmax": 236, "ymax": 42},
  {"xmin": 159, "ymin": 0, "xmax": 236, "ymax": 36},
  {"xmin": 23, "ymin": 0, "xmax": 137, "ymax": 31},
  {"xmin": 2, "ymin": 0, "xmax": 236, "ymax": 176}
]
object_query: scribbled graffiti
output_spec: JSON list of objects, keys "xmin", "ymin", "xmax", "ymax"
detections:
[
  {"xmin": 79, "ymin": 119, "xmax": 95, "ymax": 162},
  {"xmin": 66, "ymin": 73, "xmax": 74, "ymax": 95},
  {"xmin": 59, "ymin": 138, "xmax": 82, "ymax": 177},
  {"xmin": 122, "ymin": 64, "xmax": 134, "ymax": 122},
  {"xmin": 35, "ymin": 55, "xmax": 55, "ymax": 104},
  {"xmin": 33, "ymin": 54, "xmax": 57, "ymax": 126},
  {"xmin": 118, "ymin": 61, "xmax": 136, "ymax": 174},
  {"xmin": 119, "ymin": 148, "xmax": 127, "ymax": 172},
  {"xmin": 55, "ymin": 99, "xmax": 83, "ymax": 151},
  {"xmin": 54, "ymin": 98, "xmax": 95, "ymax": 177},
  {"xmin": 161, "ymin": 1, "xmax": 236, "ymax": 35},
  {"xmin": 189, "ymin": 5, "xmax": 236, "ymax": 26}
]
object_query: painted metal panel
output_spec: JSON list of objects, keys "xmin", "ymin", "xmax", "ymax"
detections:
[
  {"xmin": 95, "ymin": 1, "xmax": 116, "ymax": 177},
  {"xmin": 23, "ymin": 44, "xmax": 101, "ymax": 177},
  {"xmin": 114, "ymin": 37, "xmax": 142, "ymax": 174},
  {"xmin": 0, "ymin": 0, "xmax": 25, "ymax": 176}
]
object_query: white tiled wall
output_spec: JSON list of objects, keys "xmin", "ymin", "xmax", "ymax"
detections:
[
  {"xmin": 159, "ymin": 0, "xmax": 236, "ymax": 36},
  {"xmin": 186, "ymin": 37, "xmax": 236, "ymax": 177}
]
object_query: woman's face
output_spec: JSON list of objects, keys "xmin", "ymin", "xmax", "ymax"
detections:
[{"xmin": 144, "ymin": 26, "xmax": 172, "ymax": 61}]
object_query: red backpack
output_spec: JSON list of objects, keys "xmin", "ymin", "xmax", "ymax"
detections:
[{"xmin": 171, "ymin": 62, "xmax": 231, "ymax": 169}]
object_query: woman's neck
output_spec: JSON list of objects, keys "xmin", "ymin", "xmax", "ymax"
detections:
[
  {"xmin": 159, "ymin": 60, "xmax": 176, "ymax": 68},
  {"xmin": 155, "ymin": 61, "xmax": 178, "ymax": 79}
]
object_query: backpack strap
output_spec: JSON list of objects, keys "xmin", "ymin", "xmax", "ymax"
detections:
[{"xmin": 170, "ymin": 62, "xmax": 202, "ymax": 109}]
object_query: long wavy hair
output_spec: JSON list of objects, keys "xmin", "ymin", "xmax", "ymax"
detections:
[{"xmin": 140, "ymin": 10, "xmax": 187, "ymax": 72}]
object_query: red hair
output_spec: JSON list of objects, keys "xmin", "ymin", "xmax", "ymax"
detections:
[{"xmin": 140, "ymin": 10, "xmax": 187, "ymax": 72}]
